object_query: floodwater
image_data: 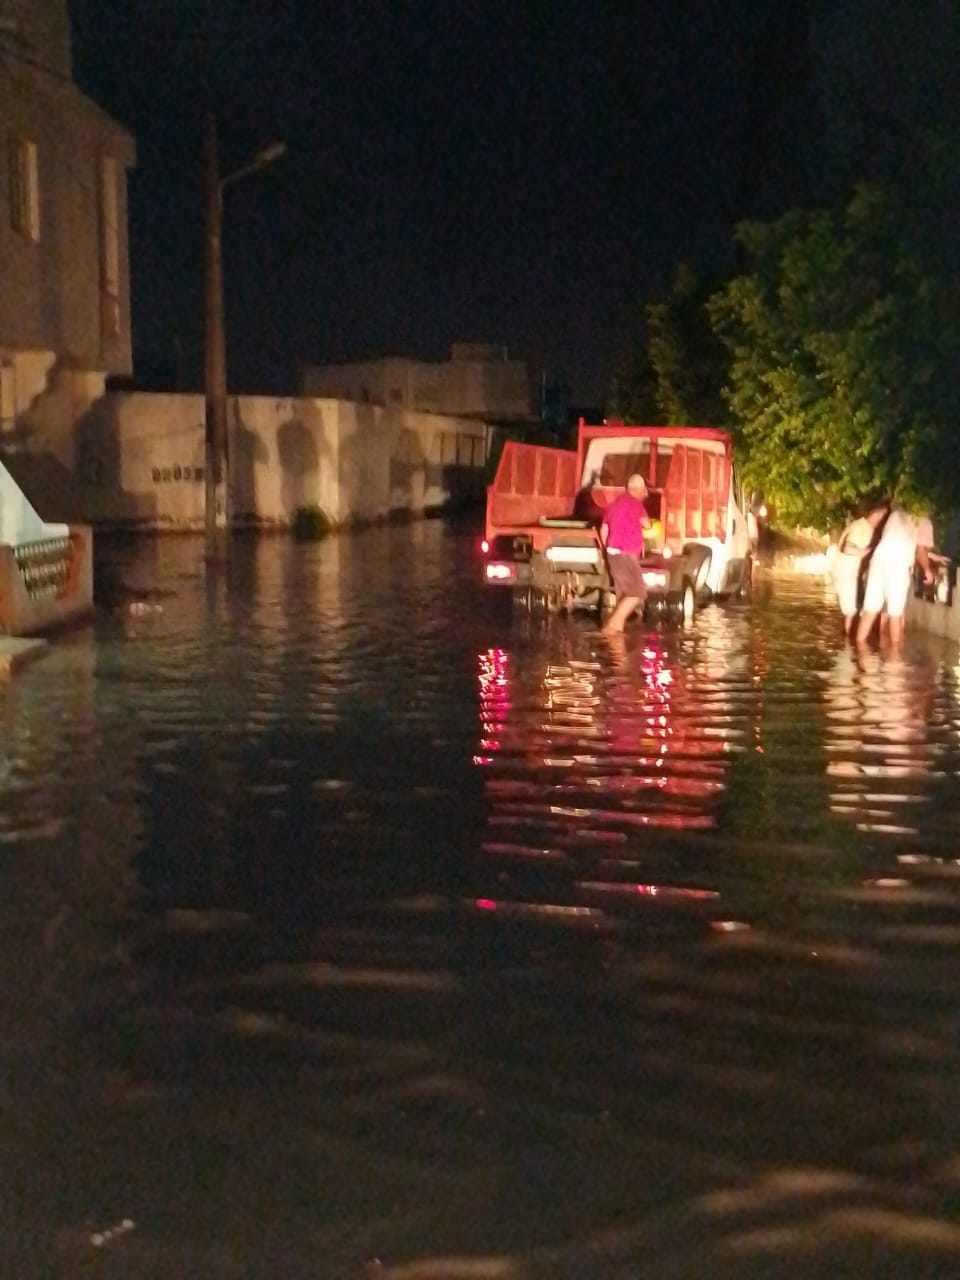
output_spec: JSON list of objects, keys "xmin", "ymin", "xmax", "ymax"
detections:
[{"xmin": 5, "ymin": 522, "xmax": 960, "ymax": 1279}]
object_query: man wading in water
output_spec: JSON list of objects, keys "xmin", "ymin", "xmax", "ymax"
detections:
[{"xmin": 600, "ymin": 472, "xmax": 651, "ymax": 635}]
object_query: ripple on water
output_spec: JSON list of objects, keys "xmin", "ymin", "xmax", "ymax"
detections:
[{"xmin": 5, "ymin": 535, "xmax": 960, "ymax": 1276}]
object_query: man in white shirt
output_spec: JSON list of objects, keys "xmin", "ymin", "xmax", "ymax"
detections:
[{"xmin": 856, "ymin": 507, "xmax": 934, "ymax": 645}]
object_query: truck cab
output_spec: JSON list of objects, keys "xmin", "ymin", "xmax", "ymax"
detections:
[{"xmin": 482, "ymin": 421, "xmax": 753, "ymax": 620}]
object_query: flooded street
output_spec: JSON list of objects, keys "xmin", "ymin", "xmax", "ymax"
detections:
[{"xmin": 5, "ymin": 521, "xmax": 960, "ymax": 1278}]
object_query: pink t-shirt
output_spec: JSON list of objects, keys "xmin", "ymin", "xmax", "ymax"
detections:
[{"xmin": 604, "ymin": 494, "xmax": 647, "ymax": 555}]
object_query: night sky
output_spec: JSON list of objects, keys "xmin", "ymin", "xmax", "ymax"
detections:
[{"xmin": 66, "ymin": 2, "xmax": 820, "ymax": 401}]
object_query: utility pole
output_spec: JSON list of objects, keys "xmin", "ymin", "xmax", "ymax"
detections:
[
  {"xmin": 202, "ymin": 118, "xmax": 284, "ymax": 559},
  {"xmin": 203, "ymin": 112, "xmax": 228, "ymax": 558}
]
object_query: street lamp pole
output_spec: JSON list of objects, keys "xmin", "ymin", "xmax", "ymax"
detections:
[
  {"xmin": 203, "ymin": 112, "xmax": 227, "ymax": 557},
  {"xmin": 203, "ymin": 115, "xmax": 285, "ymax": 559}
]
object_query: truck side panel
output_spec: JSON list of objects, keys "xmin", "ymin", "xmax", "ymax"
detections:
[
  {"xmin": 486, "ymin": 441, "xmax": 579, "ymax": 538},
  {"xmin": 662, "ymin": 443, "xmax": 731, "ymax": 550}
]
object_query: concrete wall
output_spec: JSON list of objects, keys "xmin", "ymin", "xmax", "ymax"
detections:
[
  {"xmin": 0, "ymin": 7, "xmax": 135, "ymax": 376},
  {"xmin": 906, "ymin": 585, "xmax": 960, "ymax": 642},
  {"xmin": 1, "ymin": 0, "xmax": 73, "ymax": 78},
  {"xmin": 30, "ymin": 392, "xmax": 491, "ymax": 530},
  {"xmin": 302, "ymin": 345, "xmax": 532, "ymax": 421}
]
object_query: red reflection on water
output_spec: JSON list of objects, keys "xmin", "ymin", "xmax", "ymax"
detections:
[
  {"xmin": 475, "ymin": 898, "xmax": 497, "ymax": 911},
  {"xmin": 477, "ymin": 649, "xmax": 512, "ymax": 720},
  {"xmin": 576, "ymin": 881, "xmax": 720, "ymax": 900}
]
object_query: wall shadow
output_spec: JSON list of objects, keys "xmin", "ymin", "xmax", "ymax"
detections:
[
  {"xmin": 276, "ymin": 416, "xmax": 320, "ymax": 518},
  {"xmin": 231, "ymin": 400, "xmax": 270, "ymax": 523}
]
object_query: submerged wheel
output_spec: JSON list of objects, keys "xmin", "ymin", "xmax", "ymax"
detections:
[{"xmin": 669, "ymin": 581, "xmax": 696, "ymax": 623}]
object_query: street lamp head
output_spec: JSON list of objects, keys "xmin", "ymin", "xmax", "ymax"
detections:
[
  {"xmin": 254, "ymin": 141, "xmax": 286, "ymax": 168},
  {"xmin": 221, "ymin": 141, "xmax": 287, "ymax": 191}
]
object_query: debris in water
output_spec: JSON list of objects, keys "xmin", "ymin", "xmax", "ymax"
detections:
[{"xmin": 90, "ymin": 1218, "xmax": 135, "ymax": 1247}]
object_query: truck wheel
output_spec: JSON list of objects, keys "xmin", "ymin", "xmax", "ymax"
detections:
[{"xmin": 669, "ymin": 581, "xmax": 696, "ymax": 623}]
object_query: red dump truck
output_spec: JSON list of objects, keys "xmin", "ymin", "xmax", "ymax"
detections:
[{"xmin": 481, "ymin": 420, "xmax": 754, "ymax": 621}]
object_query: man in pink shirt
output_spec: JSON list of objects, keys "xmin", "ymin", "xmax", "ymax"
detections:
[{"xmin": 600, "ymin": 473, "xmax": 651, "ymax": 634}]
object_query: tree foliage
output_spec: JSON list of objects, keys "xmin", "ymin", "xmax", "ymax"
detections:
[
  {"xmin": 708, "ymin": 181, "xmax": 960, "ymax": 529},
  {"xmin": 610, "ymin": 264, "xmax": 730, "ymax": 427}
]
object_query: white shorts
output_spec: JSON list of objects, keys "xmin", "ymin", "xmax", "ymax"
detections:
[
  {"xmin": 862, "ymin": 549, "xmax": 912, "ymax": 618},
  {"xmin": 832, "ymin": 553, "xmax": 862, "ymax": 616}
]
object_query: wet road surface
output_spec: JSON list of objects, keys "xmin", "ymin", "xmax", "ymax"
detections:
[{"xmin": 4, "ymin": 522, "xmax": 960, "ymax": 1278}]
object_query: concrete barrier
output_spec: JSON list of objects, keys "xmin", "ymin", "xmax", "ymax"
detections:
[
  {"xmin": 906, "ymin": 572, "xmax": 960, "ymax": 641},
  {"xmin": 0, "ymin": 526, "xmax": 94, "ymax": 636},
  {"xmin": 0, "ymin": 458, "xmax": 93, "ymax": 635}
]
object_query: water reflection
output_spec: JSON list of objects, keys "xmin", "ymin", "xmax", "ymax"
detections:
[
  {"xmin": 4, "ymin": 536, "xmax": 960, "ymax": 1277},
  {"xmin": 823, "ymin": 646, "xmax": 944, "ymax": 838}
]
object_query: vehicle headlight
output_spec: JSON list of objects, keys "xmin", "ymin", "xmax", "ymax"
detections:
[{"xmin": 642, "ymin": 570, "xmax": 668, "ymax": 588}]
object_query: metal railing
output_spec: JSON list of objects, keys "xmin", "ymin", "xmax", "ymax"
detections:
[{"xmin": 13, "ymin": 536, "xmax": 74, "ymax": 602}]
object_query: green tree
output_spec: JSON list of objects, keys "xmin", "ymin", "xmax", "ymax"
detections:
[
  {"xmin": 610, "ymin": 264, "xmax": 730, "ymax": 426},
  {"xmin": 708, "ymin": 183, "xmax": 960, "ymax": 529}
]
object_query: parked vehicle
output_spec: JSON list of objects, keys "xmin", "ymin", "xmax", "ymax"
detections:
[{"xmin": 481, "ymin": 420, "xmax": 753, "ymax": 622}]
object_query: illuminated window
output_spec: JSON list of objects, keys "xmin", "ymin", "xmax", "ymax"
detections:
[
  {"xmin": 9, "ymin": 137, "xmax": 39, "ymax": 241},
  {"xmin": 99, "ymin": 155, "xmax": 121, "ymax": 338}
]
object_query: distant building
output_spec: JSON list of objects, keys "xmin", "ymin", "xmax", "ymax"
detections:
[
  {"xmin": 302, "ymin": 343, "xmax": 534, "ymax": 422},
  {"xmin": 0, "ymin": 0, "xmax": 135, "ymax": 441}
]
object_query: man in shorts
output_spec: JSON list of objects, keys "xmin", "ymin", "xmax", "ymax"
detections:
[
  {"xmin": 600, "ymin": 472, "xmax": 651, "ymax": 634},
  {"xmin": 856, "ymin": 506, "xmax": 934, "ymax": 646}
]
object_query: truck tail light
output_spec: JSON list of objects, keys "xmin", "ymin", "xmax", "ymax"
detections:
[
  {"xmin": 480, "ymin": 539, "xmax": 490, "ymax": 553},
  {"xmin": 486, "ymin": 562, "xmax": 516, "ymax": 582}
]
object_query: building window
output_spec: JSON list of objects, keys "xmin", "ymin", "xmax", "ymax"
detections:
[
  {"xmin": 98, "ymin": 155, "xmax": 121, "ymax": 338},
  {"xmin": 9, "ymin": 137, "xmax": 39, "ymax": 241}
]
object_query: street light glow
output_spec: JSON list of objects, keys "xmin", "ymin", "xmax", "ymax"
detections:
[{"xmin": 255, "ymin": 141, "xmax": 286, "ymax": 167}]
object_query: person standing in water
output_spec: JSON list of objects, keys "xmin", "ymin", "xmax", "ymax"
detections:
[
  {"xmin": 856, "ymin": 506, "xmax": 935, "ymax": 646},
  {"xmin": 600, "ymin": 473, "xmax": 651, "ymax": 634},
  {"xmin": 832, "ymin": 501, "xmax": 887, "ymax": 638}
]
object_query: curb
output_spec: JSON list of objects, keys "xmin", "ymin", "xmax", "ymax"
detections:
[{"xmin": 0, "ymin": 636, "xmax": 50, "ymax": 676}]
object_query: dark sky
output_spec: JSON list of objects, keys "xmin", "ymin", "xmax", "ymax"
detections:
[{"xmin": 69, "ymin": 1, "xmax": 778, "ymax": 401}]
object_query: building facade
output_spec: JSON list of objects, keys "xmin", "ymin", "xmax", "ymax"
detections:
[
  {"xmin": 57, "ymin": 393, "xmax": 490, "ymax": 530},
  {"xmin": 0, "ymin": 0, "xmax": 135, "ymax": 440},
  {"xmin": 302, "ymin": 343, "xmax": 533, "ymax": 422}
]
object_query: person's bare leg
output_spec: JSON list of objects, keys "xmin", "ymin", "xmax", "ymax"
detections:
[
  {"xmin": 886, "ymin": 614, "xmax": 905, "ymax": 646},
  {"xmin": 856, "ymin": 611, "xmax": 880, "ymax": 645},
  {"xmin": 843, "ymin": 612, "xmax": 856, "ymax": 639},
  {"xmin": 602, "ymin": 595, "xmax": 640, "ymax": 634}
]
